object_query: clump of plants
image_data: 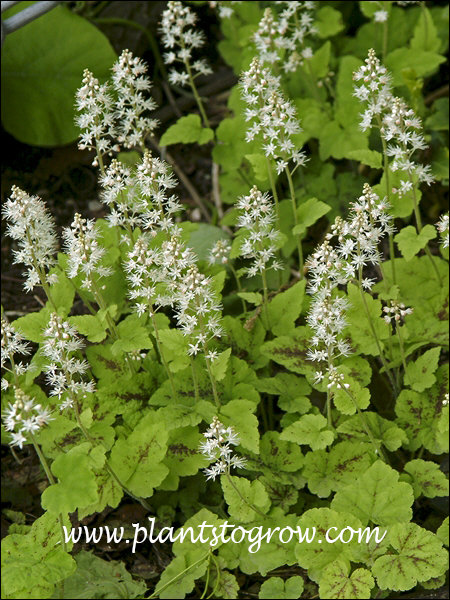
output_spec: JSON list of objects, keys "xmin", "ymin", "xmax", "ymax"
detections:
[{"xmin": 1, "ymin": 1, "xmax": 448, "ymax": 599}]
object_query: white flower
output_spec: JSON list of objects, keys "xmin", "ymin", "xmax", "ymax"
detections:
[
  {"xmin": 160, "ymin": 1, "xmax": 211, "ymax": 87},
  {"xmin": 112, "ymin": 49, "xmax": 159, "ymax": 149},
  {"xmin": 42, "ymin": 314, "xmax": 95, "ymax": 408},
  {"xmin": 3, "ymin": 186, "xmax": 58, "ymax": 292},
  {"xmin": 436, "ymin": 213, "xmax": 449, "ymax": 249},
  {"xmin": 236, "ymin": 186, "xmax": 281, "ymax": 277},
  {"xmin": 199, "ymin": 416, "xmax": 246, "ymax": 480},
  {"xmin": 374, "ymin": 9, "xmax": 388, "ymax": 22},
  {"xmin": 2, "ymin": 388, "xmax": 53, "ymax": 449}
]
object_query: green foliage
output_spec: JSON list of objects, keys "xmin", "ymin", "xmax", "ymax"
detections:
[
  {"xmin": 331, "ymin": 461, "xmax": 414, "ymax": 526},
  {"xmin": 259, "ymin": 576, "xmax": 304, "ymax": 599},
  {"xmin": 319, "ymin": 560, "xmax": 374, "ymax": 599},
  {"xmin": 394, "ymin": 225, "xmax": 437, "ymax": 261},
  {"xmin": 61, "ymin": 550, "xmax": 146, "ymax": 598},
  {"xmin": 372, "ymin": 523, "xmax": 448, "ymax": 591},
  {"xmin": 160, "ymin": 114, "xmax": 214, "ymax": 145},
  {"xmin": 2, "ymin": 2, "xmax": 449, "ymax": 599},
  {"xmin": 1, "ymin": 3, "xmax": 116, "ymax": 145}
]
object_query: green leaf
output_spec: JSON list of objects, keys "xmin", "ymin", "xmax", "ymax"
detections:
[
  {"xmin": 310, "ymin": 42, "xmax": 331, "ymax": 78},
  {"xmin": 255, "ymin": 431, "xmax": 304, "ymax": 473},
  {"xmin": 315, "ymin": 6, "xmax": 344, "ymax": 38},
  {"xmin": 210, "ymin": 348, "xmax": 232, "ymax": 381},
  {"xmin": 160, "ymin": 114, "xmax": 214, "ymax": 145},
  {"xmin": 221, "ymin": 475, "xmax": 270, "ymax": 522},
  {"xmin": 403, "ymin": 459, "xmax": 449, "ymax": 498},
  {"xmin": 245, "ymin": 153, "xmax": 270, "ymax": 183},
  {"xmin": 426, "ymin": 98, "xmax": 449, "ymax": 131},
  {"xmin": 293, "ymin": 198, "xmax": 331, "ymax": 237},
  {"xmin": 237, "ymin": 292, "xmax": 263, "ymax": 305},
  {"xmin": 295, "ymin": 508, "xmax": 365, "ymax": 583},
  {"xmin": 281, "ymin": 414, "xmax": 334, "ymax": 451},
  {"xmin": 41, "ymin": 445, "xmax": 98, "ymax": 514},
  {"xmin": 62, "ymin": 550, "xmax": 146, "ymax": 599},
  {"xmin": 331, "ymin": 461, "xmax": 414, "ymax": 526},
  {"xmin": 385, "ymin": 48, "xmax": 446, "ymax": 85},
  {"xmin": 1, "ymin": 512, "xmax": 76, "ymax": 599},
  {"xmin": 395, "ymin": 225, "xmax": 436, "ymax": 261},
  {"xmin": 259, "ymin": 576, "xmax": 304, "ymax": 599},
  {"xmin": 347, "ymin": 149, "xmax": 382, "ymax": 169},
  {"xmin": 436, "ymin": 517, "xmax": 449, "ymax": 547},
  {"xmin": 12, "ymin": 308, "xmax": 50, "ymax": 343},
  {"xmin": 161, "ymin": 427, "xmax": 204, "ymax": 490},
  {"xmin": 411, "ymin": 6, "xmax": 441, "ymax": 53},
  {"xmin": 302, "ymin": 441, "xmax": 377, "ymax": 498},
  {"xmin": 267, "ymin": 280, "xmax": 306, "ymax": 336},
  {"xmin": 404, "ymin": 347, "xmax": 441, "ymax": 391},
  {"xmin": 319, "ymin": 560, "xmax": 374, "ymax": 600},
  {"xmin": 156, "ymin": 549, "xmax": 209, "ymax": 599},
  {"xmin": 395, "ymin": 388, "xmax": 449, "ymax": 454},
  {"xmin": 260, "ymin": 326, "xmax": 316, "ymax": 379},
  {"xmin": 345, "ymin": 283, "xmax": 389, "ymax": 355},
  {"xmin": 332, "ymin": 376, "xmax": 370, "ymax": 416},
  {"xmin": 111, "ymin": 314, "xmax": 153, "ymax": 356},
  {"xmin": 372, "ymin": 523, "xmax": 448, "ymax": 591},
  {"xmin": 337, "ymin": 412, "xmax": 408, "ymax": 452},
  {"xmin": 221, "ymin": 399, "xmax": 259, "ymax": 454},
  {"xmin": 187, "ymin": 223, "xmax": 229, "ymax": 261},
  {"xmin": 47, "ymin": 266, "xmax": 75, "ymax": 315},
  {"xmin": 109, "ymin": 412, "xmax": 169, "ymax": 497},
  {"xmin": 1, "ymin": 4, "xmax": 116, "ymax": 145},
  {"xmin": 319, "ymin": 120, "xmax": 369, "ymax": 161},
  {"xmin": 158, "ymin": 328, "xmax": 190, "ymax": 373},
  {"xmin": 68, "ymin": 314, "xmax": 107, "ymax": 343}
]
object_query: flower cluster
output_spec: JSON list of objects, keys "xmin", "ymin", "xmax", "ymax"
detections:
[
  {"xmin": 76, "ymin": 50, "xmax": 156, "ymax": 164},
  {"xmin": 75, "ymin": 69, "xmax": 119, "ymax": 163},
  {"xmin": 172, "ymin": 265, "xmax": 224, "ymax": 357},
  {"xmin": 241, "ymin": 57, "xmax": 307, "ymax": 174},
  {"xmin": 125, "ymin": 228, "xmax": 223, "ymax": 359},
  {"xmin": 63, "ymin": 213, "xmax": 112, "ymax": 290},
  {"xmin": 160, "ymin": 1, "xmax": 212, "ymax": 87},
  {"xmin": 100, "ymin": 152, "xmax": 180, "ymax": 236},
  {"xmin": 3, "ymin": 186, "xmax": 58, "ymax": 292},
  {"xmin": 382, "ymin": 300, "xmax": 413, "ymax": 325},
  {"xmin": 384, "ymin": 97, "xmax": 434, "ymax": 190},
  {"xmin": 2, "ymin": 388, "xmax": 53, "ymax": 449},
  {"xmin": 236, "ymin": 186, "xmax": 282, "ymax": 277},
  {"xmin": 199, "ymin": 416, "xmax": 247, "ymax": 481},
  {"xmin": 208, "ymin": 239, "xmax": 231, "ymax": 265},
  {"xmin": 42, "ymin": 314, "xmax": 95, "ymax": 410},
  {"xmin": 306, "ymin": 184, "xmax": 393, "ymax": 384},
  {"xmin": 254, "ymin": 2, "xmax": 317, "ymax": 72},
  {"xmin": 111, "ymin": 49, "xmax": 159, "ymax": 148},
  {"xmin": 1, "ymin": 318, "xmax": 32, "ymax": 390},
  {"xmin": 436, "ymin": 213, "xmax": 449, "ymax": 249},
  {"xmin": 353, "ymin": 48, "xmax": 392, "ymax": 130},
  {"xmin": 354, "ymin": 49, "xmax": 434, "ymax": 195}
]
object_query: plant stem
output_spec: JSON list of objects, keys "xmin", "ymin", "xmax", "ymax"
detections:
[
  {"xmin": 376, "ymin": 116, "xmax": 396, "ymax": 284},
  {"xmin": 30, "ymin": 431, "xmax": 68, "ymax": 600},
  {"xmin": 203, "ymin": 350, "xmax": 220, "ymax": 407},
  {"xmin": 408, "ymin": 174, "xmax": 442, "ymax": 284},
  {"xmin": 285, "ymin": 167, "xmax": 304, "ymax": 276},
  {"xmin": 341, "ymin": 388, "xmax": 387, "ymax": 462},
  {"xmin": 266, "ymin": 156, "xmax": 280, "ymax": 224},
  {"xmin": 357, "ymin": 264, "xmax": 397, "ymax": 395},
  {"xmin": 224, "ymin": 470, "xmax": 267, "ymax": 518},
  {"xmin": 396, "ymin": 324, "xmax": 408, "ymax": 374},
  {"xmin": 150, "ymin": 311, "xmax": 176, "ymax": 398},
  {"xmin": 190, "ymin": 355, "xmax": 200, "ymax": 402},
  {"xmin": 72, "ymin": 400, "xmax": 151, "ymax": 510},
  {"xmin": 147, "ymin": 553, "xmax": 210, "ymax": 599}
]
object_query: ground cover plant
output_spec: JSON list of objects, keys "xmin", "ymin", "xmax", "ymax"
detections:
[{"xmin": 1, "ymin": 1, "xmax": 449, "ymax": 598}]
